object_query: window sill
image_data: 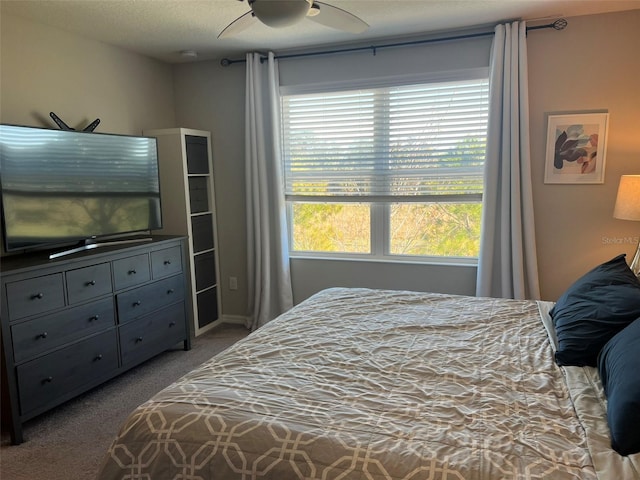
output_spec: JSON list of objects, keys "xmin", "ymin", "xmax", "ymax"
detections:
[{"xmin": 289, "ymin": 253, "xmax": 477, "ymax": 268}]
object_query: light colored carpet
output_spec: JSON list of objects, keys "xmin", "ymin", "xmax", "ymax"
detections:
[{"xmin": 0, "ymin": 323, "xmax": 249, "ymax": 480}]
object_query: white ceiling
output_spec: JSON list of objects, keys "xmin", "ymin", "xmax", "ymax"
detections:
[{"xmin": 3, "ymin": 0, "xmax": 639, "ymax": 64}]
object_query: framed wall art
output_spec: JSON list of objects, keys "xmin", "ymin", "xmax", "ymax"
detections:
[{"xmin": 544, "ymin": 112, "xmax": 609, "ymax": 184}]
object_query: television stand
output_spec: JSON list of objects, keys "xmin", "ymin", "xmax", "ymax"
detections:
[{"xmin": 49, "ymin": 237, "xmax": 153, "ymax": 260}]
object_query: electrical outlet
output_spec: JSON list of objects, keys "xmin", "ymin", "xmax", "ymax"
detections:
[{"xmin": 229, "ymin": 276, "xmax": 238, "ymax": 291}]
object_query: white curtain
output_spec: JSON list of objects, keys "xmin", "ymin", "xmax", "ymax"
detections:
[
  {"xmin": 476, "ymin": 21, "xmax": 541, "ymax": 300},
  {"xmin": 245, "ymin": 52, "xmax": 293, "ymax": 330}
]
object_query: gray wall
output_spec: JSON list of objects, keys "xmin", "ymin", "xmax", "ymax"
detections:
[
  {"xmin": 171, "ymin": 33, "xmax": 493, "ymax": 310},
  {"xmin": 527, "ymin": 10, "xmax": 640, "ymax": 301},
  {"xmin": 172, "ymin": 61, "xmax": 249, "ymax": 317},
  {"xmin": 173, "ymin": 10, "xmax": 640, "ymax": 307},
  {"xmin": 2, "ymin": 10, "xmax": 640, "ymax": 317},
  {"xmin": 0, "ymin": 14, "xmax": 176, "ymax": 133}
]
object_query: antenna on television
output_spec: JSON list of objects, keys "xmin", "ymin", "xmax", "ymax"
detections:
[{"xmin": 49, "ymin": 112, "xmax": 101, "ymax": 132}]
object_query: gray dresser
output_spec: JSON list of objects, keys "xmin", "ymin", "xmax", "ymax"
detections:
[{"xmin": 0, "ymin": 235, "xmax": 191, "ymax": 444}]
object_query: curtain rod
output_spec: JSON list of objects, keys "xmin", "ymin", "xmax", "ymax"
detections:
[{"xmin": 220, "ymin": 18, "xmax": 567, "ymax": 67}]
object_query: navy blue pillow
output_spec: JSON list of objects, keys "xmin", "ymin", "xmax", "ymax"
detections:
[
  {"xmin": 598, "ymin": 317, "xmax": 640, "ymax": 455},
  {"xmin": 551, "ymin": 254, "xmax": 640, "ymax": 366}
]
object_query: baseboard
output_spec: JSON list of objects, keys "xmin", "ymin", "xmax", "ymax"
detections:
[
  {"xmin": 193, "ymin": 315, "xmax": 248, "ymax": 337},
  {"xmin": 221, "ymin": 314, "xmax": 249, "ymax": 326}
]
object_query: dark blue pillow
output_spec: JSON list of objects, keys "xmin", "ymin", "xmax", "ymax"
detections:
[
  {"xmin": 551, "ymin": 254, "xmax": 640, "ymax": 366},
  {"xmin": 598, "ymin": 317, "xmax": 640, "ymax": 455}
]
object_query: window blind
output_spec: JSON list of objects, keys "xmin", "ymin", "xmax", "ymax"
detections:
[{"xmin": 281, "ymin": 77, "xmax": 489, "ymax": 202}]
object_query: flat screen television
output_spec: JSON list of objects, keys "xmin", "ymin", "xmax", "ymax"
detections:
[{"xmin": 0, "ymin": 124, "xmax": 162, "ymax": 257}]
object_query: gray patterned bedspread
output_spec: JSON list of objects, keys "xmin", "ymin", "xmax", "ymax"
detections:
[{"xmin": 97, "ymin": 288, "xmax": 620, "ymax": 479}]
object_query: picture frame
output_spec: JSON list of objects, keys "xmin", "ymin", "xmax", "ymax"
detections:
[{"xmin": 544, "ymin": 112, "xmax": 609, "ymax": 184}]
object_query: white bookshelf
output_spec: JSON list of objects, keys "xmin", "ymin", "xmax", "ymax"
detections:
[{"xmin": 144, "ymin": 128, "xmax": 222, "ymax": 336}]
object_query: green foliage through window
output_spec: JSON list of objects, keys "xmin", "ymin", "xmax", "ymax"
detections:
[
  {"xmin": 292, "ymin": 203, "xmax": 370, "ymax": 253},
  {"xmin": 390, "ymin": 203, "xmax": 481, "ymax": 257}
]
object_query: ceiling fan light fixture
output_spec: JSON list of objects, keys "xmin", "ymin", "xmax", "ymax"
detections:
[{"xmin": 250, "ymin": 0, "xmax": 312, "ymax": 28}]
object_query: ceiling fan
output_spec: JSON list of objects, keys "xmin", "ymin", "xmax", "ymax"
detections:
[{"xmin": 218, "ymin": 0, "xmax": 369, "ymax": 39}]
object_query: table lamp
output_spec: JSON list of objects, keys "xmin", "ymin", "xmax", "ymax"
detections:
[{"xmin": 613, "ymin": 174, "xmax": 640, "ymax": 276}]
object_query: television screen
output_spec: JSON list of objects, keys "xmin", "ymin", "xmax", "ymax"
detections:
[{"xmin": 0, "ymin": 124, "xmax": 162, "ymax": 253}]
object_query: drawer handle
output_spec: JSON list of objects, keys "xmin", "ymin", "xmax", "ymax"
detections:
[
  {"xmin": 167, "ymin": 289, "xmax": 175, "ymax": 295},
  {"xmin": 169, "ymin": 321, "xmax": 176, "ymax": 327},
  {"xmin": 128, "ymin": 269, "xmax": 137, "ymax": 275},
  {"xmin": 37, "ymin": 332, "xmax": 48, "ymax": 339},
  {"xmin": 31, "ymin": 293, "xmax": 44, "ymax": 300},
  {"xmin": 86, "ymin": 280, "xmax": 97, "ymax": 286},
  {"xmin": 135, "ymin": 336, "xmax": 143, "ymax": 343},
  {"xmin": 42, "ymin": 376, "xmax": 53, "ymax": 384},
  {"xmin": 133, "ymin": 300, "xmax": 142, "ymax": 307},
  {"xmin": 89, "ymin": 315, "xmax": 100, "ymax": 322},
  {"xmin": 164, "ymin": 260, "xmax": 171, "ymax": 265},
  {"xmin": 94, "ymin": 354, "xmax": 103, "ymax": 361}
]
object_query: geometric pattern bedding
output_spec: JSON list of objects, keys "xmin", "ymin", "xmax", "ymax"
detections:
[{"xmin": 97, "ymin": 288, "xmax": 606, "ymax": 479}]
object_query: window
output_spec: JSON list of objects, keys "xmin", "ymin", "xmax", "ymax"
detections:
[{"xmin": 281, "ymin": 72, "xmax": 489, "ymax": 261}]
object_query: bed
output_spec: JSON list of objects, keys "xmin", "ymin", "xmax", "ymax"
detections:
[{"xmin": 96, "ymin": 286, "xmax": 640, "ymax": 479}]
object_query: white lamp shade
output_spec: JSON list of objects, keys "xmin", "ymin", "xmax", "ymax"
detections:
[
  {"xmin": 251, "ymin": 0, "xmax": 311, "ymax": 27},
  {"xmin": 614, "ymin": 175, "xmax": 640, "ymax": 220}
]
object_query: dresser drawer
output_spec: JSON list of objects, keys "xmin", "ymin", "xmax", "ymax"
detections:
[
  {"xmin": 5, "ymin": 274, "xmax": 65, "ymax": 321},
  {"xmin": 151, "ymin": 245, "xmax": 183, "ymax": 279},
  {"xmin": 113, "ymin": 254, "xmax": 151, "ymax": 290},
  {"xmin": 16, "ymin": 329, "xmax": 118, "ymax": 416},
  {"xmin": 119, "ymin": 302, "xmax": 186, "ymax": 367},
  {"xmin": 66, "ymin": 262, "xmax": 112, "ymax": 304},
  {"xmin": 11, "ymin": 298, "xmax": 115, "ymax": 364},
  {"xmin": 116, "ymin": 275, "xmax": 184, "ymax": 324}
]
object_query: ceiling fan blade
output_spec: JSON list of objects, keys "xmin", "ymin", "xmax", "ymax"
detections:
[
  {"xmin": 307, "ymin": 2, "xmax": 369, "ymax": 34},
  {"xmin": 218, "ymin": 11, "xmax": 257, "ymax": 39}
]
